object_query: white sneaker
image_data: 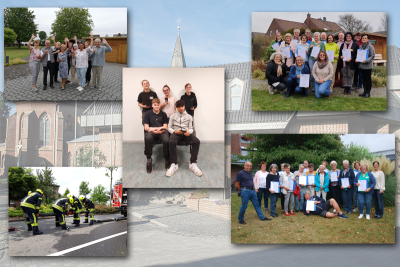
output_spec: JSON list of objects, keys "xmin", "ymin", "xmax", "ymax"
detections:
[
  {"xmin": 333, "ymin": 209, "xmax": 336, "ymax": 213},
  {"xmin": 77, "ymin": 86, "xmax": 84, "ymax": 92},
  {"xmin": 189, "ymin": 162, "xmax": 202, "ymax": 176},
  {"xmin": 353, "ymin": 207, "xmax": 358, "ymax": 212},
  {"xmin": 77, "ymin": 85, "xmax": 81, "ymax": 90},
  {"xmin": 358, "ymin": 214, "xmax": 364, "ymax": 219},
  {"xmin": 166, "ymin": 163, "xmax": 178, "ymax": 177},
  {"xmin": 366, "ymin": 214, "xmax": 370, "ymax": 220}
]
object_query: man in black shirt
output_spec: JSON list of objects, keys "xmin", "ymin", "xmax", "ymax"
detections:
[
  {"xmin": 143, "ymin": 98, "xmax": 170, "ymax": 173},
  {"xmin": 138, "ymin": 80, "xmax": 158, "ymax": 121}
]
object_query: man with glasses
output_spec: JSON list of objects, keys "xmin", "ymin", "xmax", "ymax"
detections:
[
  {"xmin": 235, "ymin": 161, "xmax": 271, "ymax": 224},
  {"xmin": 160, "ymin": 84, "xmax": 177, "ymax": 122}
]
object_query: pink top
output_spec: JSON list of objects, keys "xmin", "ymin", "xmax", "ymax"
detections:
[
  {"xmin": 30, "ymin": 47, "xmax": 41, "ymax": 62},
  {"xmin": 279, "ymin": 41, "xmax": 297, "ymax": 67},
  {"xmin": 75, "ymin": 49, "xmax": 89, "ymax": 68}
]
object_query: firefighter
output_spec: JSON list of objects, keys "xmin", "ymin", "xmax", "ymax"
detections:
[
  {"xmin": 52, "ymin": 197, "xmax": 70, "ymax": 231},
  {"xmin": 68, "ymin": 194, "xmax": 83, "ymax": 227},
  {"xmin": 79, "ymin": 195, "xmax": 95, "ymax": 225},
  {"xmin": 20, "ymin": 189, "xmax": 44, "ymax": 235}
]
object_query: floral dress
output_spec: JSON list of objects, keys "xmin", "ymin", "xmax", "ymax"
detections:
[
  {"xmin": 75, "ymin": 49, "xmax": 89, "ymax": 69},
  {"xmin": 29, "ymin": 47, "xmax": 41, "ymax": 62},
  {"xmin": 57, "ymin": 51, "xmax": 69, "ymax": 79}
]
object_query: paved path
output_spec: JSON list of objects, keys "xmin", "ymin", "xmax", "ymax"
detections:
[
  {"xmin": 4, "ymin": 61, "xmax": 124, "ymax": 101},
  {"xmin": 252, "ymin": 79, "xmax": 387, "ymax": 98}
]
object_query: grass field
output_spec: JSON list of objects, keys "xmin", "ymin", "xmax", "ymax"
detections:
[
  {"xmin": 4, "ymin": 46, "xmax": 31, "ymax": 61},
  {"xmin": 252, "ymin": 89, "xmax": 387, "ymax": 111},
  {"xmin": 231, "ymin": 193, "xmax": 395, "ymax": 244}
]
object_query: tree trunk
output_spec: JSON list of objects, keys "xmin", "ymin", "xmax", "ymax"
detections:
[{"xmin": 17, "ymin": 40, "xmax": 21, "ymax": 49}]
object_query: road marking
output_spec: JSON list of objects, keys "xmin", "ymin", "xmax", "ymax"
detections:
[
  {"xmin": 47, "ymin": 231, "xmax": 127, "ymax": 256},
  {"xmin": 132, "ymin": 212, "xmax": 168, "ymax": 228}
]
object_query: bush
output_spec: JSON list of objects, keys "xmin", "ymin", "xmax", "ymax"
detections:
[
  {"xmin": 382, "ymin": 173, "xmax": 395, "ymax": 206},
  {"xmin": 9, "ymin": 208, "xmax": 23, "ymax": 217},
  {"xmin": 371, "ymin": 74, "xmax": 386, "ymax": 87},
  {"xmin": 94, "ymin": 204, "xmax": 119, "ymax": 214},
  {"xmin": 252, "ymin": 69, "xmax": 264, "ymax": 80},
  {"xmin": 252, "ymin": 60, "xmax": 267, "ymax": 73},
  {"xmin": 261, "ymin": 46, "xmax": 271, "ymax": 62},
  {"xmin": 4, "ymin": 58, "xmax": 27, "ymax": 67},
  {"xmin": 360, "ymin": 154, "xmax": 395, "ymax": 176},
  {"xmin": 372, "ymin": 66, "xmax": 386, "ymax": 78}
]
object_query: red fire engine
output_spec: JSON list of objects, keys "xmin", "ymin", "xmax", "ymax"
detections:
[{"xmin": 112, "ymin": 181, "xmax": 127, "ymax": 217}]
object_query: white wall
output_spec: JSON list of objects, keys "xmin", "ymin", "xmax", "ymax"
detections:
[{"xmin": 123, "ymin": 68, "xmax": 225, "ymax": 142}]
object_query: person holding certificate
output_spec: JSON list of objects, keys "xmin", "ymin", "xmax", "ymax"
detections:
[
  {"xmin": 371, "ymin": 161, "xmax": 385, "ymax": 219},
  {"xmin": 295, "ymin": 35, "xmax": 310, "ymax": 67},
  {"xmin": 339, "ymin": 160, "xmax": 356, "ymax": 215},
  {"xmin": 267, "ymin": 164, "xmax": 280, "ymax": 218},
  {"xmin": 303, "ymin": 192, "xmax": 348, "ymax": 219},
  {"xmin": 278, "ymin": 163, "xmax": 286, "ymax": 214},
  {"xmin": 295, "ymin": 164, "xmax": 308, "ymax": 212},
  {"xmin": 269, "ymin": 32, "xmax": 283, "ymax": 53},
  {"xmin": 279, "ymin": 163, "xmax": 296, "ymax": 216},
  {"xmin": 307, "ymin": 32, "xmax": 325, "ymax": 92},
  {"xmin": 265, "ymin": 52, "xmax": 290, "ymax": 94},
  {"xmin": 329, "ymin": 161, "xmax": 341, "ymax": 212},
  {"xmin": 312, "ymin": 51, "xmax": 333, "ymax": 98},
  {"xmin": 356, "ymin": 34, "xmax": 375, "ymax": 98},
  {"xmin": 286, "ymin": 56, "xmax": 310, "ymax": 98},
  {"xmin": 339, "ymin": 32, "xmax": 359, "ymax": 95},
  {"xmin": 254, "ymin": 162, "xmax": 270, "ymax": 212},
  {"xmin": 352, "ymin": 33, "xmax": 363, "ymax": 92},
  {"xmin": 279, "ymin": 33, "xmax": 297, "ymax": 68},
  {"xmin": 315, "ymin": 165, "xmax": 330, "ymax": 200},
  {"xmin": 352, "ymin": 161, "xmax": 361, "ymax": 212},
  {"xmin": 306, "ymin": 163, "xmax": 316, "ymax": 196},
  {"xmin": 355, "ymin": 164, "xmax": 376, "ymax": 220},
  {"xmin": 324, "ymin": 34, "xmax": 340, "ymax": 91}
]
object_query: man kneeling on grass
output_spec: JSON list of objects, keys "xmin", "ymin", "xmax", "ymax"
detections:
[
  {"xmin": 303, "ymin": 192, "xmax": 348, "ymax": 219},
  {"xmin": 166, "ymin": 100, "xmax": 202, "ymax": 177}
]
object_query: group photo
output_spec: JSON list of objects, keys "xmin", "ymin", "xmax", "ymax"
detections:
[
  {"xmin": 122, "ymin": 68, "xmax": 225, "ymax": 188},
  {"xmin": 251, "ymin": 12, "xmax": 387, "ymax": 111},
  {"xmin": 231, "ymin": 134, "xmax": 395, "ymax": 244},
  {"xmin": 3, "ymin": 7, "xmax": 127, "ymax": 101}
]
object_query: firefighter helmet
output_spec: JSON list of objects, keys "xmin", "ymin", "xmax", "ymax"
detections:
[
  {"xmin": 79, "ymin": 195, "xmax": 85, "ymax": 201},
  {"xmin": 28, "ymin": 191, "xmax": 31, "ymax": 195},
  {"xmin": 36, "ymin": 189, "xmax": 43, "ymax": 195},
  {"xmin": 67, "ymin": 194, "xmax": 73, "ymax": 199}
]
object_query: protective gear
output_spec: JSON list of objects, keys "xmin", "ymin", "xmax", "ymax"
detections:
[
  {"xmin": 28, "ymin": 191, "xmax": 31, "ymax": 195},
  {"xmin": 21, "ymin": 191, "xmax": 43, "ymax": 234},
  {"xmin": 25, "ymin": 219, "xmax": 32, "ymax": 231},
  {"xmin": 79, "ymin": 195, "xmax": 85, "ymax": 201},
  {"xmin": 36, "ymin": 189, "xmax": 43, "ymax": 195},
  {"xmin": 52, "ymin": 198, "xmax": 69, "ymax": 229},
  {"xmin": 32, "ymin": 226, "xmax": 43, "ymax": 235},
  {"xmin": 68, "ymin": 195, "xmax": 83, "ymax": 226},
  {"xmin": 81, "ymin": 197, "xmax": 95, "ymax": 225}
]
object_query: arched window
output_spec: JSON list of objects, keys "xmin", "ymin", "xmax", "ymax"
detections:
[
  {"xmin": 19, "ymin": 113, "xmax": 25, "ymax": 141},
  {"xmin": 39, "ymin": 113, "xmax": 51, "ymax": 147},
  {"xmin": 228, "ymin": 78, "xmax": 245, "ymax": 111}
]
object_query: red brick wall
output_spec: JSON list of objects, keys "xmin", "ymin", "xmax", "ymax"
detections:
[
  {"xmin": 231, "ymin": 165, "xmax": 243, "ymax": 185},
  {"xmin": 266, "ymin": 19, "xmax": 282, "ymax": 39},
  {"xmin": 231, "ymin": 134, "xmax": 240, "ymax": 155}
]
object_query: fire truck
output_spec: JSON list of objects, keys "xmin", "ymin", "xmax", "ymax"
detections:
[{"xmin": 112, "ymin": 181, "xmax": 127, "ymax": 217}]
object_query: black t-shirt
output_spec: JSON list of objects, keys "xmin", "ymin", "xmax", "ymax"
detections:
[
  {"xmin": 143, "ymin": 110, "xmax": 168, "ymax": 128},
  {"xmin": 138, "ymin": 91, "xmax": 158, "ymax": 113},
  {"xmin": 266, "ymin": 173, "xmax": 280, "ymax": 191}
]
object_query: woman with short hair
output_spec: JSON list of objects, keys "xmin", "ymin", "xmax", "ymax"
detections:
[
  {"xmin": 352, "ymin": 33, "xmax": 363, "ymax": 92},
  {"xmin": 267, "ymin": 164, "xmax": 280, "ymax": 218},
  {"xmin": 371, "ymin": 161, "xmax": 385, "ymax": 218},
  {"xmin": 315, "ymin": 165, "xmax": 330, "ymax": 200},
  {"xmin": 279, "ymin": 33, "xmax": 297, "ymax": 68},
  {"xmin": 69, "ymin": 43, "xmax": 80, "ymax": 85},
  {"xmin": 329, "ymin": 160, "xmax": 341, "ymax": 212},
  {"xmin": 57, "ymin": 43, "xmax": 69, "ymax": 90},
  {"xmin": 339, "ymin": 159, "xmax": 356, "ymax": 215},
  {"xmin": 27, "ymin": 34, "xmax": 41, "ymax": 91},
  {"xmin": 254, "ymin": 162, "xmax": 269, "ymax": 212},
  {"xmin": 308, "ymin": 32, "xmax": 325, "ymax": 91},
  {"xmin": 352, "ymin": 161, "xmax": 361, "ymax": 212},
  {"xmin": 312, "ymin": 51, "xmax": 333, "ymax": 98},
  {"xmin": 355, "ymin": 164, "xmax": 376, "ymax": 220},
  {"xmin": 356, "ymin": 33, "xmax": 375, "ymax": 98},
  {"xmin": 73, "ymin": 42, "xmax": 92, "ymax": 91},
  {"xmin": 295, "ymin": 34, "xmax": 310, "ymax": 68},
  {"xmin": 339, "ymin": 32, "xmax": 359, "ymax": 95},
  {"xmin": 265, "ymin": 52, "xmax": 290, "ymax": 94},
  {"xmin": 286, "ymin": 56, "xmax": 310, "ymax": 97},
  {"xmin": 269, "ymin": 32, "xmax": 283, "ymax": 53},
  {"xmin": 325, "ymin": 34, "xmax": 340, "ymax": 91},
  {"xmin": 294, "ymin": 164, "xmax": 307, "ymax": 212},
  {"xmin": 279, "ymin": 163, "xmax": 296, "ymax": 216}
]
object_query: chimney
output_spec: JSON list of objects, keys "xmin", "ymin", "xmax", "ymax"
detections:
[{"xmin": 307, "ymin": 13, "xmax": 311, "ymax": 28}]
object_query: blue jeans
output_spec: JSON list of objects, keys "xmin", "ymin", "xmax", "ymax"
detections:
[
  {"xmin": 358, "ymin": 192, "xmax": 372, "ymax": 215},
  {"xmin": 309, "ymin": 59, "xmax": 316, "ymax": 87},
  {"xmin": 286, "ymin": 77, "xmax": 307, "ymax": 96},
  {"xmin": 341, "ymin": 187, "xmax": 353, "ymax": 212},
  {"xmin": 352, "ymin": 186, "xmax": 358, "ymax": 208},
  {"xmin": 314, "ymin": 80, "xmax": 331, "ymax": 98},
  {"xmin": 372, "ymin": 189, "xmax": 384, "ymax": 217},
  {"xmin": 257, "ymin": 188, "xmax": 269, "ymax": 210},
  {"xmin": 354, "ymin": 68, "xmax": 363, "ymax": 87},
  {"xmin": 269, "ymin": 193, "xmax": 279, "ymax": 216},
  {"xmin": 77, "ymin": 67, "xmax": 87, "ymax": 87},
  {"xmin": 295, "ymin": 193, "xmax": 299, "ymax": 210},
  {"xmin": 238, "ymin": 188, "xmax": 265, "ymax": 221},
  {"xmin": 299, "ymin": 191, "xmax": 305, "ymax": 210}
]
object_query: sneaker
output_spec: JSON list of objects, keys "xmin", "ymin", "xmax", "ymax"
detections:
[
  {"xmin": 265, "ymin": 208, "xmax": 268, "ymax": 213},
  {"xmin": 356, "ymin": 87, "xmax": 362, "ymax": 92},
  {"xmin": 239, "ymin": 220, "xmax": 246, "ymax": 225},
  {"xmin": 33, "ymin": 87, "xmax": 38, "ymax": 92},
  {"xmin": 338, "ymin": 213, "xmax": 348, "ymax": 219},
  {"xmin": 77, "ymin": 86, "xmax": 83, "ymax": 91},
  {"xmin": 189, "ymin": 162, "xmax": 202, "ymax": 176},
  {"xmin": 366, "ymin": 214, "xmax": 370, "ymax": 220},
  {"xmin": 347, "ymin": 211, "xmax": 352, "ymax": 215},
  {"xmin": 166, "ymin": 163, "xmax": 178, "ymax": 177},
  {"xmin": 269, "ymin": 86, "xmax": 274, "ymax": 95},
  {"xmin": 262, "ymin": 217, "xmax": 272, "ymax": 221},
  {"xmin": 376, "ymin": 215, "xmax": 382, "ymax": 219},
  {"xmin": 358, "ymin": 214, "xmax": 364, "ymax": 219},
  {"xmin": 98, "ymin": 87, "xmax": 101, "ymax": 91},
  {"xmin": 271, "ymin": 214, "xmax": 279, "ymax": 218},
  {"xmin": 353, "ymin": 207, "xmax": 358, "ymax": 212}
]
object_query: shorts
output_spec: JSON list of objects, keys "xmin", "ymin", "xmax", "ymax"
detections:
[{"xmin": 319, "ymin": 201, "xmax": 333, "ymax": 217}]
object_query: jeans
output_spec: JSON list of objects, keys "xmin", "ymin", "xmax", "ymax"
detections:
[
  {"xmin": 286, "ymin": 78, "xmax": 307, "ymax": 96},
  {"xmin": 314, "ymin": 80, "xmax": 331, "ymax": 98},
  {"xmin": 358, "ymin": 193, "xmax": 372, "ymax": 215},
  {"xmin": 269, "ymin": 193, "xmax": 279, "ymax": 216},
  {"xmin": 372, "ymin": 189, "xmax": 384, "ymax": 217},
  {"xmin": 299, "ymin": 191, "xmax": 305, "ymax": 210},
  {"xmin": 257, "ymin": 188, "xmax": 269, "ymax": 210},
  {"xmin": 352, "ymin": 186, "xmax": 358, "ymax": 207},
  {"xmin": 77, "ymin": 67, "xmax": 87, "ymax": 87},
  {"xmin": 309, "ymin": 59, "xmax": 316, "ymax": 87},
  {"xmin": 295, "ymin": 193, "xmax": 299, "ymax": 210},
  {"xmin": 238, "ymin": 188, "xmax": 265, "ymax": 221},
  {"xmin": 341, "ymin": 187, "xmax": 353, "ymax": 212},
  {"xmin": 354, "ymin": 67, "xmax": 363, "ymax": 87}
]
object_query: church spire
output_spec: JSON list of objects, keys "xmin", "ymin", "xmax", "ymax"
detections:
[{"xmin": 170, "ymin": 19, "xmax": 186, "ymax": 68}]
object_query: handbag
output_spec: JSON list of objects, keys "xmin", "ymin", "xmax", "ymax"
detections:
[{"xmin": 293, "ymin": 184, "xmax": 300, "ymax": 199}]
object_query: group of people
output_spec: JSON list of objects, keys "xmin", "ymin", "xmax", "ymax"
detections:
[
  {"xmin": 20, "ymin": 189, "xmax": 95, "ymax": 235},
  {"xmin": 137, "ymin": 80, "xmax": 202, "ymax": 177},
  {"xmin": 266, "ymin": 29, "xmax": 375, "ymax": 98},
  {"xmin": 235, "ymin": 159, "xmax": 385, "ymax": 224},
  {"xmin": 27, "ymin": 32, "xmax": 112, "ymax": 92}
]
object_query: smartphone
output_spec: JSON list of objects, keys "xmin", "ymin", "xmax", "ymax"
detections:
[{"xmin": 165, "ymin": 97, "xmax": 168, "ymax": 102}]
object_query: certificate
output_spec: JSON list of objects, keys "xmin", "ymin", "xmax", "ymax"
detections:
[
  {"xmin": 272, "ymin": 43, "xmax": 280, "ymax": 51},
  {"xmin": 311, "ymin": 46, "xmax": 321, "ymax": 58},
  {"xmin": 356, "ymin": 49, "xmax": 368, "ymax": 62},
  {"xmin": 306, "ymin": 200, "xmax": 316, "ymax": 211},
  {"xmin": 287, "ymin": 179, "xmax": 295, "ymax": 191},
  {"xmin": 299, "ymin": 175, "xmax": 307, "ymax": 185},
  {"xmin": 342, "ymin": 49, "xmax": 351, "ymax": 61},
  {"xmin": 270, "ymin": 181, "xmax": 280, "ymax": 193},
  {"xmin": 282, "ymin": 47, "xmax": 292, "ymax": 58},
  {"xmin": 327, "ymin": 50, "xmax": 335, "ymax": 62},
  {"xmin": 298, "ymin": 48, "xmax": 306, "ymax": 59},
  {"xmin": 307, "ymin": 175, "xmax": 315, "ymax": 185},
  {"xmin": 330, "ymin": 171, "xmax": 338, "ymax": 182},
  {"xmin": 299, "ymin": 74, "xmax": 310, "ymax": 88},
  {"xmin": 304, "ymin": 168, "xmax": 309, "ymax": 173},
  {"xmin": 358, "ymin": 180, "xmax": 368, "ymax": 192},
  {"xmin": 341, "ymin": 177, "xmax": 350, "ymax": 188}
]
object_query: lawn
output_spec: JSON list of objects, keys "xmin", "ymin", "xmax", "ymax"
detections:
[
  {"xmin": 231, "ymin": 193, "xmax": 395, "ymax": 244},
  {"xmin": 4, "ymin": 46, "xmax": 32, "ymax": 61},
  {"xmin": 252, "ymin": 89, "xmax": 387, "ymax": 111}
]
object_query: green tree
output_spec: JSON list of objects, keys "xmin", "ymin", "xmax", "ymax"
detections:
[
  {"xmin": 79, "ymin": 181, "xmax": 92, "ymax": 197},
  {"xmin": 50, "ymin": 8, "xmax": 94, "ymax": 42},
  {"xmin": 4, "ymin": 8, "xmax": 37, "ymax": 48},
  {"xmin": 105, "ymin": 167, "xmax": 118, "ymax": 206},
  {"xmin": 345, "ymin": 142, "xmax": 374, "ymax": 167},
  {"xmin": 91, "ymin": 184, "xmax": 108, "ymax": 204},
  {"xmin": 0, "ymin": 92, "xmax": 11, "ymax": 143},
  {"xmin": 38, "ymin": 31, "xmax": 47, "ymax": 43},
  {"xmin": 62, "ymin": 187, "xmax": 70, "ymax": 198},
  {"xmin": 8, "ymin": 167, "xmax": 38, "ymax": 203},
  {"xmin": 4, "ymin": 27, "xmax": 17, "ymax": 59},
  {"xmin": 36, "ymin": 167, "xmax": 57, "ymax": 204},
  {"xmin": 76, "ymin": 143, "xmax": 107, "ymax": 167}
]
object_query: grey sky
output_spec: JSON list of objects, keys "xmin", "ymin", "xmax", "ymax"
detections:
[
  {"xmin": 252, "ymin": 12, "xmax": 385, "ymax": 33},
  {"xmin": 29, "ymin": 8, "xmax": 127, "ymax": 38},
  {"xmin": 340, "ymin": 134, "xmax": 394, "ymax": 152}
]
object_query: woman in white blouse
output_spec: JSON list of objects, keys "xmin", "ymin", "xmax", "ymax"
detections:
[
  {"xmin": 279, "ymin": 163, "xmax": 296, "ymax": 216},
  {"xmin": 372, "ymin": 161, "xmax": 385, "ymax": 219},
  {"xmin": 73, "ymin": 41, "xmax": 92, "ymax": 92},
  {"xmin": 254, "ymin": 162, "xmax": 269, "ymax": 212}
]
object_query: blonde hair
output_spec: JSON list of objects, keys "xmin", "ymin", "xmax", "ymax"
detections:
[
  {"xmin": 61, "ymin": 44, "xmax": 66, "ymax": 48},
  {"xmin": 33, "ymin": 40, "xmax": 40, "ymax": 45},
  {"xmin": 142, "ymin": 80, "xmax": 150, "ymax": 92},
  {"xmin": 284, "ymin": 33, "xmax": 292, "ymax": 41},
  {"xmin": 295, "ymin": 56, "xmax": 304, "ymax": 65},
  {"xmin": 330, "ymin": 160, "xmax": 337, "ymax": 166}
]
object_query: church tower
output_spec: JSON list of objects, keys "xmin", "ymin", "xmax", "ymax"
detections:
[{"xmin": 170, "ymin": 25, "xmax": 186, "ymax": 68}]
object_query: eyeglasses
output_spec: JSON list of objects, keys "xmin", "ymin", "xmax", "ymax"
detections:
[{"xmin": 163, "ymin": 89, "xmax": 169, "ymax": 92}]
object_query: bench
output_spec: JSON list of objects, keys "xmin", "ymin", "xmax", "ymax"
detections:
[{"xmin": 373, "ymin": 54, "xmax": 386, "ymax": 66}]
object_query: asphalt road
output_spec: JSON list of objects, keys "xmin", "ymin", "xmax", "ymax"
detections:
[{"xmin": 8, "ymin": 213, "xmax": 127, "ymax": 256}]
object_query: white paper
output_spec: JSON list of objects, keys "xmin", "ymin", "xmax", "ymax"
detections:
[
  {"xmin": 356, "ymin": 49, "xmax": 367, "ymax": 62},
  {"xmin": 282, "ymin": 47, "xmax": 292, "ymax": 58},
  {"xmin": 341, "ymin": 177, "xmax": 350, "ymax": 188},
  {"xmin": 299, "ymin": 176, "xmax": 307, "ymax": 185},
  {"xmin": 287, "ymin": 179, "xmax": 294, "ymax": 190},
  {"xmin": 358, "ymin": 180, "xmax": 368, "ymax": 191},
  {"xmin": 327, "ymin": 50, "xmax": 335, "ymax": 62},
  {"xmin": 308, "ymin": 175, "xmax": 315, "ymax": 185},
  {"xmin": 311, "ymin": 46, "xmax": 321, "ymax": 58},
  {"xmin": 299, "ymin": 74, "xmax": 310, "ymax": 88},
  {"xmin": 330, "ymin": 171, "xmax": 338, "ymax": 182},
  {"xmin": 342, "ymin": 49, "xmax": 351, "ymax": 61},
  {"xmin": 298, "ymin": 48, "xmax": 306, "ymax": 60},
  {"xmin": 272, "ymin": 43, "xmax": 280, "ymax": 51},
  {"xmin": 306, "ymin": 200, "xmax": 316, "ymax": 211},
  {"xmin": 271, "ymin": 181, "xmax": 280, "ymax": 192},
  {"xmin": 272, "ymin": 82, "xmax": 280, "ymax": 87}
]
